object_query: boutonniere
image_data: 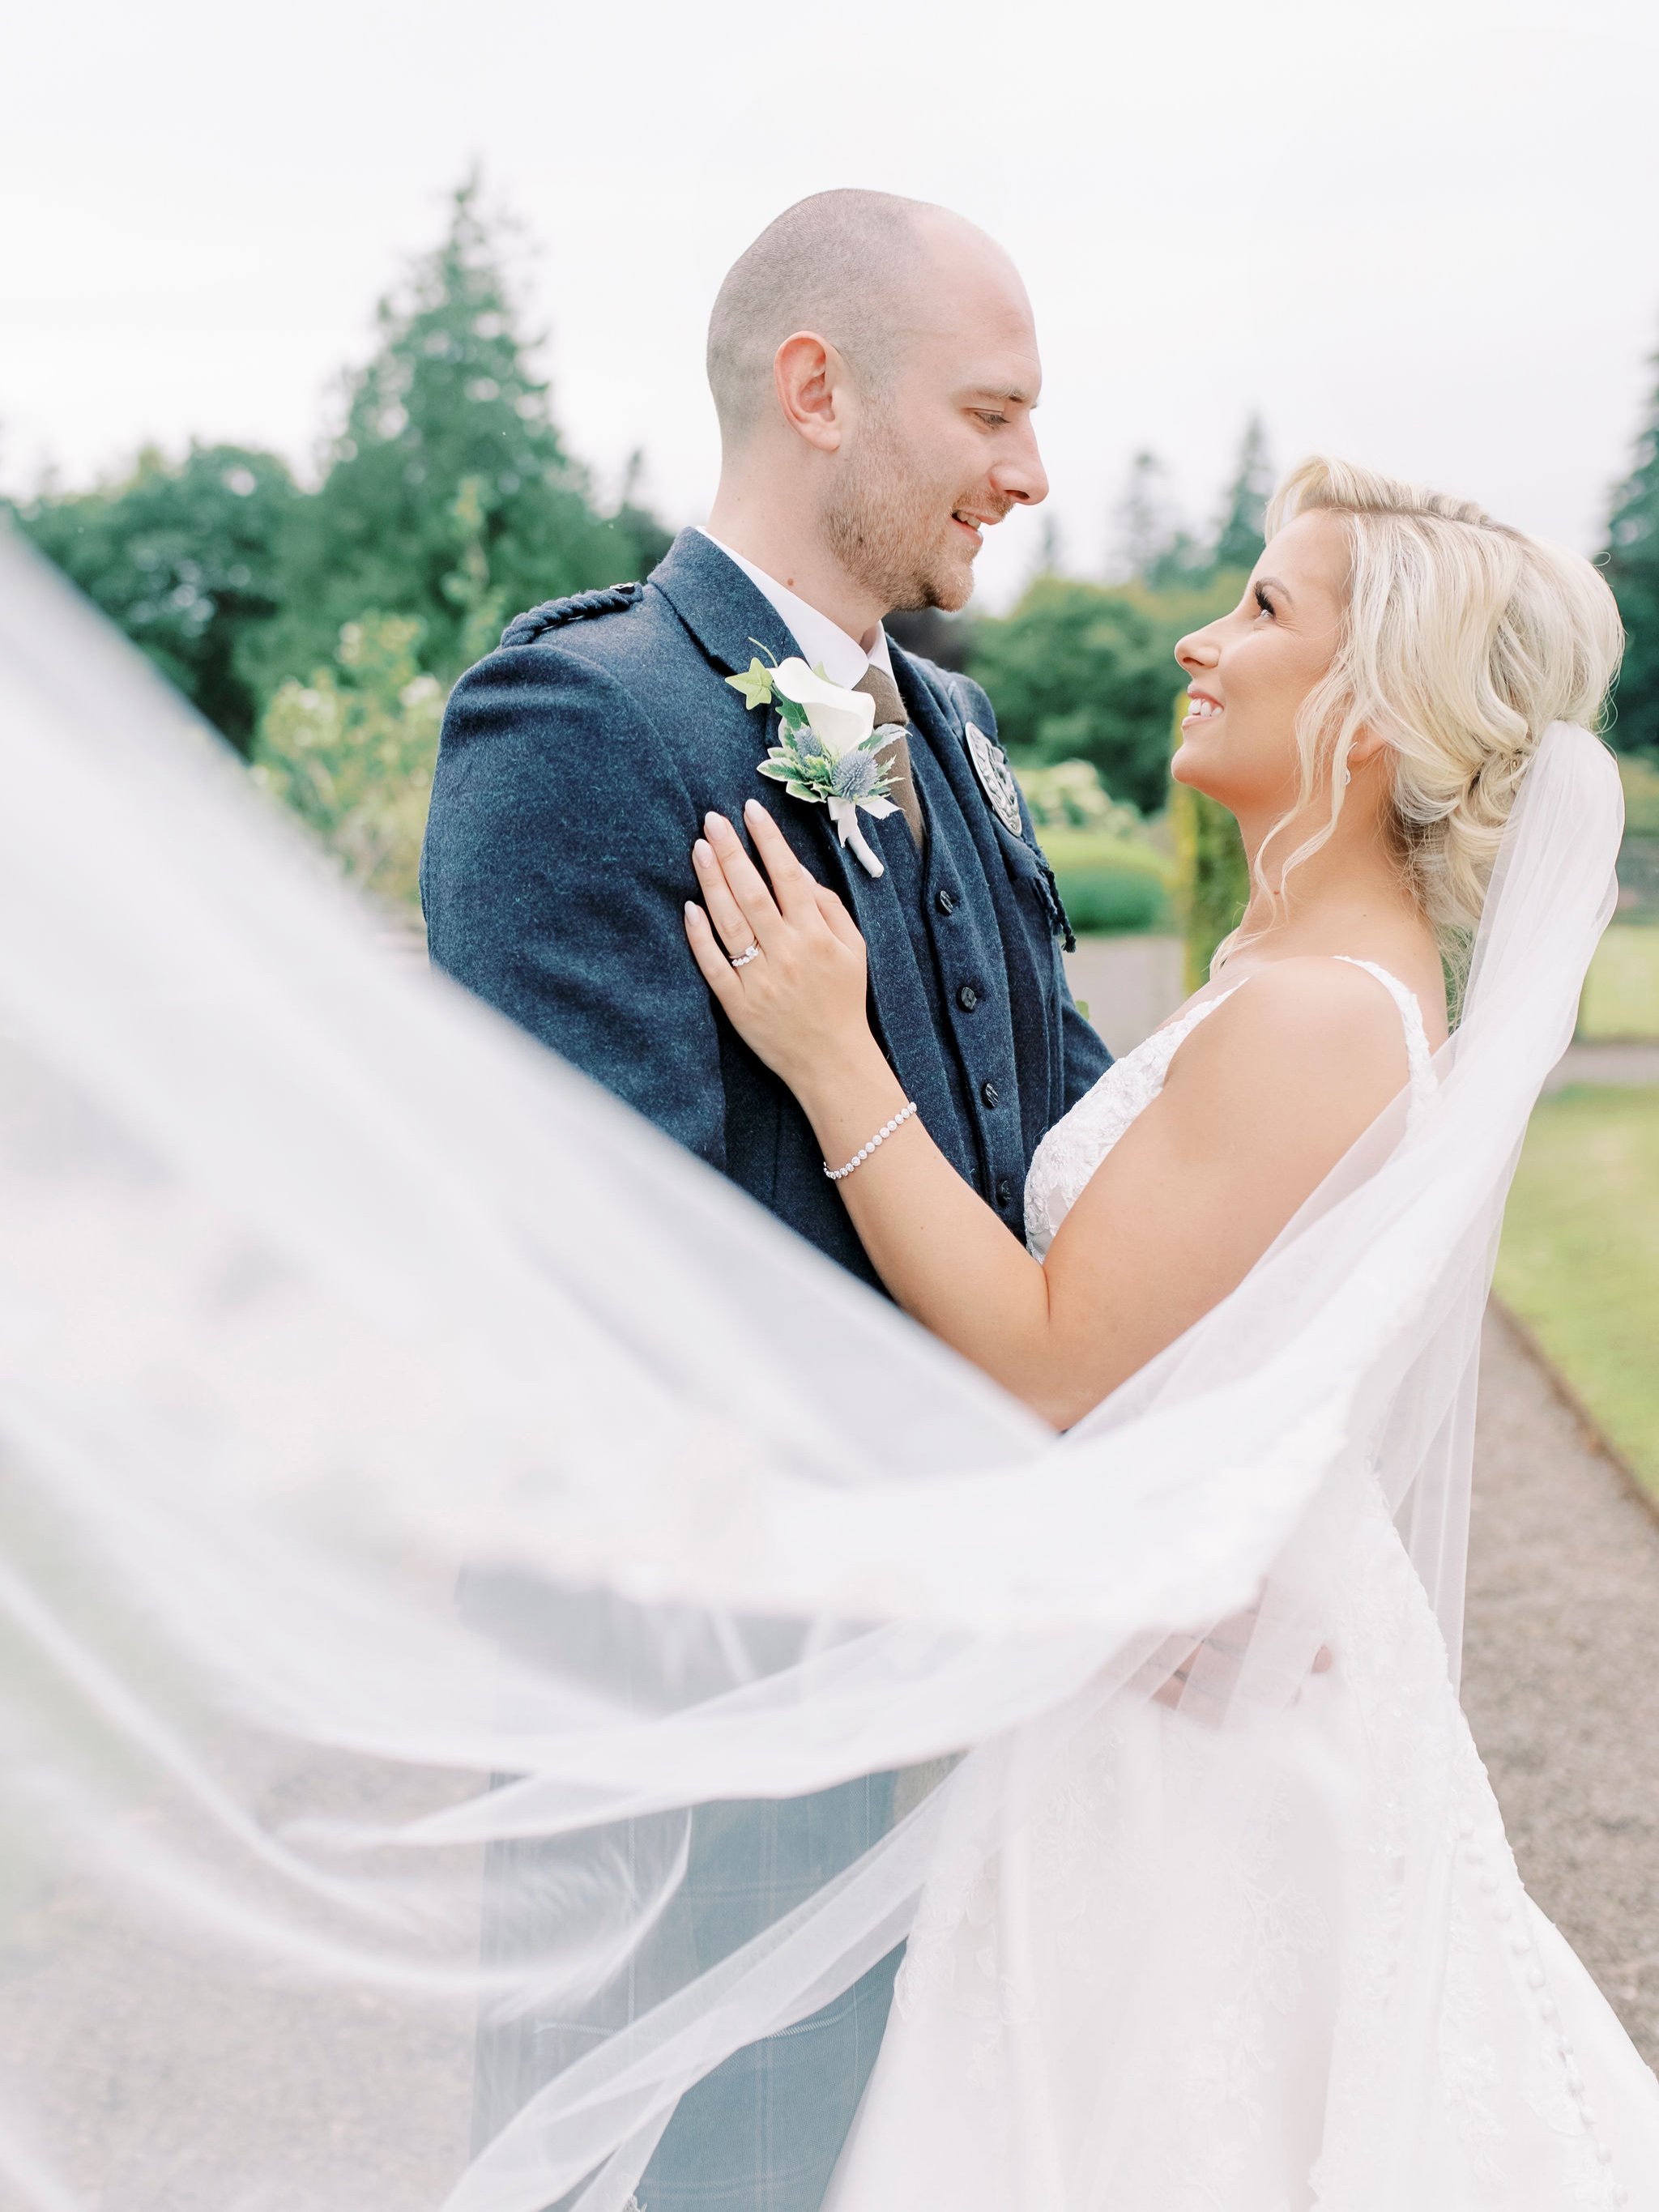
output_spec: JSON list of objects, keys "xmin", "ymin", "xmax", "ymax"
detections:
[{"xmin": 727, "ymin": 650, "xmax": 906, "ymax": 879}]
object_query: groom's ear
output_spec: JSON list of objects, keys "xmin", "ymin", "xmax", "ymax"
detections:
[{"xmin": 773, "ymin": 332, "xmax": 849, "ymax": 454}]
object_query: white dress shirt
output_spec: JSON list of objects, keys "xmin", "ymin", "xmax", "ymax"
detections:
[{"xmin": 697, "ymin": 530, "xmax": 896, "ymax": 687}]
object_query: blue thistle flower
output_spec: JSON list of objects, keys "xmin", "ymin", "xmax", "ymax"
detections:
[{"xmin": 832, "ymin": 748, "xmax": 881, "ymax": 800}]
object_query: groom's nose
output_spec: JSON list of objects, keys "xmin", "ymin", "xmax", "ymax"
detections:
[{"xmin": 990, "ymin": 419, "xmax": 1048, "ymax": 509}]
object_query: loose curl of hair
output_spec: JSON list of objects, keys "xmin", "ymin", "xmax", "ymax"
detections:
[{"xmin": 1222, "ymin": 456, "xmax": 1623, "ymax": 976}]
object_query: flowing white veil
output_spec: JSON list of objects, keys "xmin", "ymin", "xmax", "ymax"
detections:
[{"xmin": 0, "ymin": 524, "xmax": 1623, "ymax": 2207}]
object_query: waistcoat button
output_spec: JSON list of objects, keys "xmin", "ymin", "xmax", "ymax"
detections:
[
  {"xmin": 996, "ymin": 1176, "xmax": 1013, "ymax": 1208},
  {"xmin": 957, "ymin": 983, "xmax": 979, "ymax": 1012},
  {"xmin": 935, "ymin": 889, "xmax": 957, "ymax": 915},
  {"xmin": 981, "ymin": 1080, "xmax": 1000, "ymax": 1108}
]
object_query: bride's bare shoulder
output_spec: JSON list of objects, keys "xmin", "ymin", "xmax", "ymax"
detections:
[{"xmin": 1162, "ymin": 957, "xmax": 1416, "ymax": 1122}]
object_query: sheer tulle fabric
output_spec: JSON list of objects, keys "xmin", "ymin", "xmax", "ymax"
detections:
[{"xmin": 0, "ymin": 528, "xmax": 1627, "ymax": 2206}]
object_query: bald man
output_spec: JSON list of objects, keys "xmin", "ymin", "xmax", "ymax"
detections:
[{"xmin": 422, "ymin": 190, "xmax": 1111, "ymax": 2211}]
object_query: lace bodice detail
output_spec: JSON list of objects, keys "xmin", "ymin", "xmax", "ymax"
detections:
[{"xmin": 1025, "ymin": 957, "xmax": 1438, "ymax": 1261}]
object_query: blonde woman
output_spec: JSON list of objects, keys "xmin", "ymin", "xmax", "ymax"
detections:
[{"xmin": 685, "ymin": 458, "xmax": 1659, "ymax": 2206}]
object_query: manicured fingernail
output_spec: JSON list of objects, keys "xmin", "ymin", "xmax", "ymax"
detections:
[
  {"xmin": 693, "ymin": 838, "xmax": 712, "ymax": 865},
  {"xmin": 744, "ymin": 798, "xmax": 764, "ymax": 820},
  {"xmin": 704, "ymin": 812, "xmax": 728, "ymax": 838}
]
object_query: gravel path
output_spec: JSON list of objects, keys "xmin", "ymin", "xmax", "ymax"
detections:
[
  {"xmin": 1542, "ymin": 1042, "xmax": 1659, "ymax": 1091},
  {"xmin": 1463, "ymin": 1302, "xmax": 1659, "ymax": 2069}
]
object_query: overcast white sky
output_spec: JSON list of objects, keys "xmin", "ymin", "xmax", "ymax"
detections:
[{"xmin": 6, "ymin": 0, "xmax": 1658, "ymax": 607}]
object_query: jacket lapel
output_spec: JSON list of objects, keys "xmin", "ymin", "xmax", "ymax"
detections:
[
  {"xmin": 649, "ymin": 535, "xmax": 965, "ymax": 1161},
  {"xmin": 649, "ymin": 528, "xmax": 797, "ymax": 683}
]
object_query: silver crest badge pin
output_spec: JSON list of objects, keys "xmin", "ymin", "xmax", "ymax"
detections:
[{"xmin": 965, "ymin": 722, "xmax": 1025, "ymax": 837}]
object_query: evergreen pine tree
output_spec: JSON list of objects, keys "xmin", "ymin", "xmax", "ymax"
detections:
[
  {"xmin": 1604, "ymin": 347, "xmax": 1659, "ymax": 757},
  {"xmin": 257, "ymin": 177, "xmax": 669, "ymax": 689},
  {"xmin": 1209, "ymin": 415, "xmax": 1273, "ymax": 578},
  {"xmin": 1114, "ymin": 450, "xmax": 1182, "ymax": 582}
]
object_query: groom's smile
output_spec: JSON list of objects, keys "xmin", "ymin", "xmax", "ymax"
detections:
[{"xmin": 949, "ymin": 498, "xmax": 1013, "ymax": 551}]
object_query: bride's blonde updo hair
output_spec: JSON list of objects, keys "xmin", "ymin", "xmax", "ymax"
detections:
[{"xmin": 1260, "ymin": 456, "xmax": 1623, "ymax": 954}]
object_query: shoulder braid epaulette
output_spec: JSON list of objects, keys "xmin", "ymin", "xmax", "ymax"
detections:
[{"xmin": 499, "ymin": 581, "xmax": 644, "ymax": 649}]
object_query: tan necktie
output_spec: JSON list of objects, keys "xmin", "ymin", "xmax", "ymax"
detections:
[{"xmin": 853, "ymin": 666, "xmax": 925, "ymax": 850}]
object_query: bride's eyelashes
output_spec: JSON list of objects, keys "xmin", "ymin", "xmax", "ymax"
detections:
[{"xmin": 1253, "ymin": 583, "xmax": 1278, "ymax": 620}]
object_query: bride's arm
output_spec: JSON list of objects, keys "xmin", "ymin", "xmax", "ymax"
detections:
[{"xmin": 686, "ymin": 803, "xmax": 1408, "ymax": 1429}]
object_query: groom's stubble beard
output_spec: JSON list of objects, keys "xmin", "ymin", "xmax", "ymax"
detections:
[{"xmin": 821, "ymin": 407, "xmax": 992, "ymax": 617}]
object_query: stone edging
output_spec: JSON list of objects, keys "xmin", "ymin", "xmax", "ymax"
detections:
[{"xmin": 1491, "ymin": 1294, "xmax": 1659, "ymax": 1528}]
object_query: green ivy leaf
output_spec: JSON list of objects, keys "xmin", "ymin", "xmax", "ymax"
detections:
[{"xmin": 726, "ymin": 658, "xmax": 777, "ymax": 712}]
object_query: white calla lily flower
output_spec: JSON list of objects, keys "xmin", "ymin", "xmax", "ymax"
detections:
[{"xmin": 769, "ymin": 658, "xmax": 876, "ymax": 757}]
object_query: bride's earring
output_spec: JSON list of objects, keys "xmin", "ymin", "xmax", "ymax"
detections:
[{"xmin": 1340, "ymin": 766, "xmax": 1352, "ymax": 786}]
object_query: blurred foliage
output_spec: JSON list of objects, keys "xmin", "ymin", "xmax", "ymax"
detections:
[
  {"xmin": 14, "ymin": 444, "xmax": 300, "ymax": 752},
  {"xmin": 1169, "ymin": 694, "xmax": 1251, "ymax": 989},
  {"xmin": 1605, "ymin": 342, "xmax": 1659, "ymax": 758},
  {"xmin": 969, "ymin": 569, "xmax": 1243, "ymax": 816},
  {"xmin": 252, "ymin": 615, "xmax": 442, "ymax": 909},
  {"xmin": 969, "ymin": 420, "xmax": 1266, "ymax": 815},
  {"xmin": 1618, "ymin": 752, "xmax": 1659, "ymax": 838},
  {"xmin": 11, "ymin": 178, "xmax": 672, "ymax": 762},
  {"xmin": 970, "ymin": 578, "xmax": 1191, "ymax": 814},
  {"xmin": 1018, "ymin": 757, "xmax": 1145, "ymax": 837}
]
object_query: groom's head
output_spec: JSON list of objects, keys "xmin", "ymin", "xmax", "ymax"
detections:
[{"xmin": 707, "ymin": 190, "xmax": 1047, "ymax": 614}]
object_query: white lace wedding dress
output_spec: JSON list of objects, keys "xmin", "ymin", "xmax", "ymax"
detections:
[{"xmin": 825, "ymin": 962, "xmax": 1659, "ymax": 2211}]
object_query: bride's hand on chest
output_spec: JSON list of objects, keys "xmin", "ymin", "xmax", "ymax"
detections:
[{"xmin": 683, "ymin": 801, "xmax": 875, "ymax": 1093}]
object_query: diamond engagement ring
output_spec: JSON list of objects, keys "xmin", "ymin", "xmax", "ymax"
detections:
[{"xmin": 731, "ymin": 941, "xmax": 762, "ymax": 970}]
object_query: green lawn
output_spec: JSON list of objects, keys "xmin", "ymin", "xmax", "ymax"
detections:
[
  {"xmin": 1495, "ymin": 1086, "xmax": 1659, "ymax": 1497},
  {"xmin": 1580, "ymin": 925, "xmax": 1659, "ymax": 1041}
]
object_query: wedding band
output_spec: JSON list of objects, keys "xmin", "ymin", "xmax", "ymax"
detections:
[{"xmin": 731, "ymin": 942, "xmax": 762, "ymax": 970}]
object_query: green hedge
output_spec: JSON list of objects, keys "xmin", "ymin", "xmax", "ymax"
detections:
[{"xmin": 1037, "ymin": 829, "xmax": 1173, "ymax": 936}]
